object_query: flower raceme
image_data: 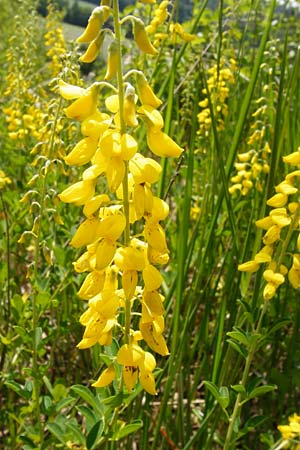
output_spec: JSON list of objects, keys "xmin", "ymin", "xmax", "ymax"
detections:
[
  {"xmin": 58, "ymin": 2, "xmax": 183, "ymax": 395},
  {"xmin": 238, "ymin": 147, "xmax": 300, "ymax": 301}
]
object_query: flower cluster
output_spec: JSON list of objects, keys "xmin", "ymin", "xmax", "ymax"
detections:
[
  {"xmin": 0, "ymin": 170, "xmax": 12, "ymax": 190},
  {"xmin": 198, "ymin": 59, "xmax": 236, "ymax": 137},
  {"xmin": 238, "ymin": 147, "xmax": 300, "ymax": 300},
  {"xmin": 58, "ymin": 1, "xmax": 183, "ymax": 395},
  {"xmin": 44, "ymin": 3, "xmax": 66, "ymax": 77},
  {"xmin": 229, "ymin": 95, "xmax": 271, "ymax": 196},
  {"xmin": 278, "ymin": 413, "xmax": 300, "ymax": 446}
]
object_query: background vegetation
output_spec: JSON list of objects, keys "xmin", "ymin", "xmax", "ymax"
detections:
[{"xmin": 1, "ymin": 0, "xmax": 300, "ymax": 449}]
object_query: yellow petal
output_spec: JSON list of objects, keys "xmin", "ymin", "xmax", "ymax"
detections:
[
  {"xmin": 142, "ymin": 264, "xmax": 163, "ymax": 290},
  {"xmin": 65, "ymin": 137, "xmax": 98, "ymax": 166},
  {"xmin": 117, "ymin": 343, "xmax": 145, "ymax": 366},
  {"xmin": 58, "ymin": 79, "xmax": 86, "ymax": 100},
  {"xmin": 139, "ymin": 370, "xmax": 156, "ymax": 395},
  {"xmin": 78, "ymin": 270, "xmax": 106, "ymax": 300},
  {"xmin": 93, "ymin": 239, "xmax": 116, "ymax": 270},
  {"xmin": 92, "ymin": 364, "xmax": 115, "ymax": 387},
  {"xmin": 77, "ymin": 7, "xmax": 104, "ymax": 43},
  {"xmin": 71, "ymin": 216, "xmax": 101, "ymax": 248},
  {"xmin": 139, "ymin": 320, "xmax": 169, "ymax": 356},
  {"xmin": 59, "ymin": 180, "xmax": 95, "ymax": 205},
  {"xmin": 147, "ymin": 128, "xmax": 183, "ymax": 158}
]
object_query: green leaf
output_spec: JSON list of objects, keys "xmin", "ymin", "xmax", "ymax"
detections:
[
  {"xmin": 248, "ymin": 384, "xmax": 277, "ymax": 400},
  {"xmin": 55, "ymin": 397, "xmax": 75, "ymax": 413},
  {"xmin": 52, "ymin": 383, "xmax": 67, "ymax": 402},
  {"xmin": 86, "ymin": 419, "xmax": 104, "ymax": 450},
  {"xmin": 112, "ymin": 420, "xmax": 143, "ymax": 440},
  {"xmin": 5, "ymin": 381, "xmax": 29, "ymax": 400},
  {"xmin": 227, "ymin": 339, "xmax": 247, "ymax": 359},
  {"xmin": 65, "ymin": 422, "xmax": 86, "ymax": 445},
  {"xmin": 71, "ymin": 384, "xmax": 104, "ymax": 416},
  {"xmin": 267, "ymin": 320, "xmax": 291, "ymax": 336},
  {"xmin": 102, "ymin": 392, "xmax": 125, "ymax": 408},
  {"xmin": 227, "ymin": 329, "xmax": 250, "ymax": 347},
  {"xmin": 46, "ymin": 422, "xmax": 66, "ymax": 444},
  {"xmin": 203, "ymin": 381, "xmax": 220, "ymax": 402},
  {"xmin": 42, "ymin": 376, "xmax": 53, "ymax": 396},
  {"xmin": 218, "ymin": 386, "xmax": 230, "ymax": 409},
  {"xmin": 77, "ymin": 405, "xmax": 99, "ymax": 428},
  {"xmin": 231, "ymin": 384, "xmax": 246, "ymax": 394}
]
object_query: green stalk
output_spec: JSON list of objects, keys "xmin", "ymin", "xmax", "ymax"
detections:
[
  {"xmin": 113, "ymin": 0, "xmax": 131, "ymax": 344},
  {"xmin": 30, "ymin": 96, "xmax": 63, "ymax": 445},
  {"xmin": 223, "ymin": 301, "xmax": 268, "ymax": 450}
]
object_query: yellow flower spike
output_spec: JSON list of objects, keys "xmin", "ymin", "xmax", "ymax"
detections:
[
  {"xmin": 122, "ymin": 270, "xmax": 138, "ymax": 299},
  {"xmin": 71, "ymin": 216, "xmax": 101, "ymax": 248},
  {"xmin": 78, "ymin": 270, "xmax": 106, "ymax": 300},
  {"xmin": 139, "ymin": 0, "xmax": 156, "ymax": 3},
  {"xmin": 288, "ymin": 254, "xmax": 300, "ymax": 289},
  {"xmin": 58, "ymin": 80, "xmax": 86, "ymax": 99},
  {"xmin": 262, "ymin": 225, "xmax": 281, "ymax": 245},
  {"xmin": 143, "ymin": 264, "xmax": 163, "ymax": 290},
  {"xmin": 93, "ymin": 238, "xmax": 117, "ymax": 270},
  {"xmin": 64, "ymin": 84, "xmax": 99, "ymax": 121},
  {"xmin": 132, "ymin": 18, "xmax": 158, "ymax": 55},
  {"xmin": 129, "ymin": 153, "xmax": 162, "ymax": 184},
  {"xmin": 104, "ymin": 40, "xmax": 118, "ymax": 81},
  {"xmin": 147, "ymin": 127, "xmax": 184, "ymax": 158},
  {"xmin": 138, "ymin": 105, "xmax": 164, "ymax": 129},
  {"xmin": 144, "ymin": 221, "xmax": 168, "ymax": 253},
  {"xmin": 64, "ymin": 137, "xmax": 98, "ymax": 166},
  {"xmin": 136, "ymin": 72, "xmax": 162, "ymax": 108},
  {"xmin": 77, "ymin": 7, "xmax": 105, "ymax": 43},
  {"xmin": 59, "ymin": 180, "xmax": 95, "ymax": 205},
  {"xmin": 266, "ymin": 192, "xmax": 288, "ymax": 208},
  {"xmin": 92, "ymin": 364, "xmax": 115, "ymax": 388},
  {"xmin": 83, "ymin": 194, "xmax": 110, "ymax": 217},
  {"xmin": 124, "ymin": 84, "xmax": 139, "ymax": 127},
  {"xmin": 139, "ymin": 320, "xmax": 169, "ymax": 356},
  {"xmin": 81, "ymin": 112, "xmax": 111, "ymax": 140}
]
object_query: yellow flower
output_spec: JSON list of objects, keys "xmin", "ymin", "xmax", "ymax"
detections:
[
  {"xmin": 64, "ymin": 137, "xmax": 98, "ymax": 166},
  {"xmin": 92, "ymin": 364, "xmax": 115, "ymax": 388},
  {"xmin": 288, "ymin": 254, "xmax": 300, "ymax": 289},
  {"xmin": 59, "ymin": 180, "xmax": 95, "ymax": 205},
  {"xmin": 132, "ymin": 18, "xmax": 158, "ymax": 55},
  {"xmin": 76, "ymin": 6, "xmax": 105, "ymax": 43},
  {"xmin": 147, "ymin": 127, "xmax": 183, "ymax": 158},
  {"xmin": 59, "ymin": 81, "xmax": 99, "ymax": 121},
  {"xmin": 78, "ymin": 270, "xmax": 106, "ymax": 300}
]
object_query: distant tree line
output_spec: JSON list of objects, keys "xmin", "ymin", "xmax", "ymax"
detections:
[{"xmin": 37, "ymin": 0, "xmax": 195, "ymax": 27}]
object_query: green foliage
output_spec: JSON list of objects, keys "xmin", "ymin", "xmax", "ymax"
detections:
[{"xmin": 1, "ymin": 0, "xmax": 300, "ymax": 449}]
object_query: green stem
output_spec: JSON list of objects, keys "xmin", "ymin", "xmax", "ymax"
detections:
[
  {"xmin": 223, "ymin": 301, "xmax": 268, "ymax": 450},
  {"xmin": 31, "ymin": 97, "xmax": 63, "ymax": 445},
  {"xmin": 112, "ymin": 0, "xmax": 130, "ymax": 344}
]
